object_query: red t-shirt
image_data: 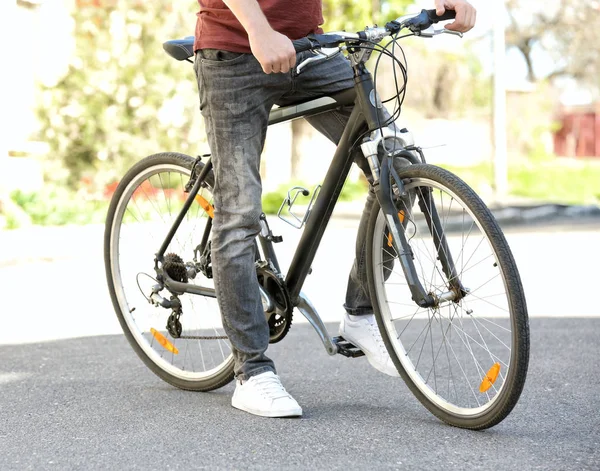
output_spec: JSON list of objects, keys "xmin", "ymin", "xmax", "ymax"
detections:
[{"xmin": 194, "ymin": 0, "xmax": 324, "ymax": 53}]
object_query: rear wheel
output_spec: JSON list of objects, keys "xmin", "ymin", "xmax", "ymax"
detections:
[
  {"xmin": 104, "ymin": 152, "xmax": 234, "ymax": 391},
  {"xmin": 367, "ymin": 164, "xmax": 529, "ymax": 429}
]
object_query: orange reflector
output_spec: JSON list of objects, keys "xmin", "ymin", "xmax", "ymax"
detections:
[
  {"xmin": 150, "ymin": 328, "xmax": 179, "ymax": 355},
  {"xmin": 387, "ymin": 211, "xmax": 406, "ymax": 247},
  {"xmin": 479, "ymin": 362, "xmax": 500, "ymax": 393},
  {"xmin": 195, "ymin": 195, "xmax": 214, "ymax": 218}
]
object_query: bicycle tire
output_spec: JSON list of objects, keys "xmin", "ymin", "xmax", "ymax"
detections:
[
  {"xmin": 366, "ymin": 164, "xmax": 529, "ymax": 430},
  {"xmin": 104, "ymin": 152, "xmax": 235, "ymax": 391}
]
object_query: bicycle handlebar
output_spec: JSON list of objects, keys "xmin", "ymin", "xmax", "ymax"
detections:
[
  {"xmin": 425, "ymin": 9, "xmax": 457, "ymax": 24},
  {"xmin": 292, "ymin": 9, "xmax": 457, "ymax": 53},
  {"xmin": 403, "ymin": 9, "xmax": 456, "ymax": 32},
  {"xmin": 292, "ymin": 38, "xmax": 316, "ymax": 54}
]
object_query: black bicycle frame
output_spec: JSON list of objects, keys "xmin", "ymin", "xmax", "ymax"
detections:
[{"xmin": 156, "ymin": 61, "xmax": 459, "ymax": 309}]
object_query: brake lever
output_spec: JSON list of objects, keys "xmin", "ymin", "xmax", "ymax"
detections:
[
  {"xmin": 295, "ymin": 47, "xmax": 342, "ymax": 75},
  {"xmin": 419, "ymin": 26, "xmax": 463, "ymax": 38}
]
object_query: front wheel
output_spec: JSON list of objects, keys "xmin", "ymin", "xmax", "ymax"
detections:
[
  {"xmin": 367, "ymin": 164, "xmax": 529, "ymax": 430},
  {"xmin": 104, "ymin": 152, "xmax": 234, "ymax": 391}
]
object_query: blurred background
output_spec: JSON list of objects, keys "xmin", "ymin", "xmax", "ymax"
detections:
[
  {"xmin": 1, "ymin": 0, "xmax": 599, "ymax": 227},
  {"xmin": 0, "ymin": 0, "xmax": 599, "ymax": 344},
  {"xmin": 1, "ymin": 4, "xmax": 599, "ymax": 466}
]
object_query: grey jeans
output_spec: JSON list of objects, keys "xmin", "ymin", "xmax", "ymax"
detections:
[{"xmin": 195, "ymin": 49, "xmax": 375, "ymax": 380}]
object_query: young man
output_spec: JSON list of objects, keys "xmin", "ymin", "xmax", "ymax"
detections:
[{"xmin": 194, "ymin": 0, "xmax": 476, "ymax": 418}]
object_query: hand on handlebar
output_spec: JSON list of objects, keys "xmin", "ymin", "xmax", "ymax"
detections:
[
  {"xmin": 249, "ymin": 29, "xmax": 296, "ymax": 74},
  {"xmin": 290, "ymin": 4, "xmax": 473, "ymax": 73},
  {"xmin": 434, "ymin": 0, "xmax": 476, "ymax": 33}
]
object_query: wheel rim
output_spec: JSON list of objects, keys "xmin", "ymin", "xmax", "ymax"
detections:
[
  {"xmin": 109, "ymin": 163, "xmax": 232, "ymax": 381},
  {"xmin": 373, "ymin": 177, "xmax": 516, "ymax": 417}
]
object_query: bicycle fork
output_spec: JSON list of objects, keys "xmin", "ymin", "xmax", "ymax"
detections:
[{"xmin": 364, "ymin": 130, "xmax": 467, "ymax": 309}]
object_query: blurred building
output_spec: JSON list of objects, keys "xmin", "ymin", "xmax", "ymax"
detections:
[{"xmin": 554, "ymin": 104, "xmax": 600, "ymax": 158}]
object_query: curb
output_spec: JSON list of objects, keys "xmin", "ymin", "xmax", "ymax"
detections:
[
  {"xmin": 488, "ymin": 203, "xmax": 600, "ymax": 228},
  {"xmin": 331, "ymin": 201, "xmax": 600, "ymax": 229}
]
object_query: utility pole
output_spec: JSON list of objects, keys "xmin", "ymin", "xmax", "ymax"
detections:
[{"xmin": 492, "ymin": 0, "xmax": 508, "ymax": 201}]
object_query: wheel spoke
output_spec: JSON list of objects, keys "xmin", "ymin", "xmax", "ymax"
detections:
[
  {"xmin": 371, "ymin": 168, "xmax": 528, "ymax": 427},
  {"xmin": 107, "ymin": 157, "xmax": 233, "ymax": 389}
]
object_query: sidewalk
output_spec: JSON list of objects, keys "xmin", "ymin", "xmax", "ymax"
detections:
[
  {"xmin": 1, "ymin": 209, "xmax": 599, "ymax": 345},
  {"xmin": 1, "ymin": 200, "xmax": 599, "ymax": 267},
  {"xmin": 0, "ymin": 223, "xmax": 104, "ymax": 266}
]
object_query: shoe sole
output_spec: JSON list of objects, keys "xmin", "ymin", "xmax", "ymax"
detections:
[
  {"xmin": 231, "ymin": 401, "xmax": 302, "ymax": 418},
  {"xmin": 339, "ymin": 330, "xmax": 400, "ymax": 378}
]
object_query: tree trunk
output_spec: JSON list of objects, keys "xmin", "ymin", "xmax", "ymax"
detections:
[
  {"xmin": 519, "ymin": 44, "xmax": 536, "ymax": 83},
  {"xmin": 291, "ymin": 119, "xmax": 311, "ymax": 180}
]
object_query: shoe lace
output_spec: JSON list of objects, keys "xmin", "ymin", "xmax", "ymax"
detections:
[
  {"xmin": 251, "ymin": 374, "xmax": 289, "ymax": 399},
  {"xmin": 368, "ymin": 321, "xmax": 389, "ymax": 356}
]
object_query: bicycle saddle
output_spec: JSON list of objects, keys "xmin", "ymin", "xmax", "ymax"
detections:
[{"xmin": 163, "ymin": 37, "xmax": 195, "ymax": 61}]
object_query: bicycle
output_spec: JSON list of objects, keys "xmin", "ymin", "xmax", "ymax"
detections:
[{"xmin": 104, "ymin": 9, "xmax": 530, "ymax": 430}]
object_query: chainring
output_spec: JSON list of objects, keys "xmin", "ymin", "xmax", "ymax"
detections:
[{"xmin": 256, "ymin": 265, "xmax": 293, "ymax": 343}]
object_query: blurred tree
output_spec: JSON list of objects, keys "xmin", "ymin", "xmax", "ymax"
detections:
[
  {"xmin": 36, "ymin": 1, "xmax": 202, "ymax": 189},
  {"xmin": 506, "ymin": 0, "xmax": 600, "ymax": 89}
]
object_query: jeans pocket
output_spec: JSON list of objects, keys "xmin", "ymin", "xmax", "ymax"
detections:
[{"xmin": 200, "ymin": 49, "xmax": 247, "ymax": 67}]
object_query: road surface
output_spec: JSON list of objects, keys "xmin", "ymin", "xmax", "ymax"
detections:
[{"xmin": 0, "ymin": 220, "xmax": 599, "ymax": 469}]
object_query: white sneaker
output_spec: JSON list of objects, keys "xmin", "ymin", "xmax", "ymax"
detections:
[
  {"xmin": 339, "ymin": 313, "xmax": 400, "ymax": 377},
  {"xmin": 231, "ymin": 371, "xmax": 302, "ymax": 418}
]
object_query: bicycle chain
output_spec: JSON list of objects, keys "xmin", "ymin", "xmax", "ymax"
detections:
[
  {"xmin": 167, "ymin": 311, "xmax": 227, "ymax": 340},
  {"xmin": 178, "ymin": 335, "xmax": 228, "ymax": 340}
]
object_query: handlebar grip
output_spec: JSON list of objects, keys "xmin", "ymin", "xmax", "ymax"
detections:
[
  {"xmin": 292, "ymin": 38, "xmax": 314, "ymax": 53},
  {"xmin": 426, "ymin": 9, "xmax": 457, "ymax": 23}
]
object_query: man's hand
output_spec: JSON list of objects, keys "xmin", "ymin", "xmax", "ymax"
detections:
[
  {"xmin": 434, "ymin": 0, "xmax": 476, "ymax": 33},
  {"xmin": 249, "ymin": 29, "xmax": 296, "ymax": 74},
  {"xmin": 223, "ymin": 0, "xmax": 296, "ymax": 74}
]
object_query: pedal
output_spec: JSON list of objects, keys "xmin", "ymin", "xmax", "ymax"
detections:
[{"xmin": 333, "ymin": 336, "xmax": 365, "ymax": 358}]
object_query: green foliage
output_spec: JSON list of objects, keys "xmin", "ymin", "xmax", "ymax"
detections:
[
  {"xmin": 322, "ymin": 0, "xmax": 413, "ymax": 31},
  {"xmin": 0, "ymin": 205, "xmax": 28, "ymax": 230},
  {"xmin": 35, "ymin": 2, "xmax": 202, "ymax": 189},
  {"xmin": 262, "ymin": 189, "xmax": 288, "ymax": 215},
  {"xmin": 10, "ymin": 188, "xmax": 109, "ymax": 227},
  {"xmin": 441, "ymin": 159, "xmax": 600, "ymax": 206},
  {"xmin": 4, "ymin": 215, "xmax": 20, "ymax": 231},
  {"xmin": 508, "ymin": 161, "xmax": 600, "ymax": 205}
]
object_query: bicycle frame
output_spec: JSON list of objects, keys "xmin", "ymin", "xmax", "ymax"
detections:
[{"xmin": 154, "ymin": 59, "xmax": 463, "ymax": 356}]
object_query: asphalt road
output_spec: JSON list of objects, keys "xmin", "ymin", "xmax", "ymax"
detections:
[
  {"xmin": 1, "ymin": 318, "xmax": 599, "ymax": 470},
  {"xmin": 1, "ymin": 220, "xmax": 599, "ymax": 469}
]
